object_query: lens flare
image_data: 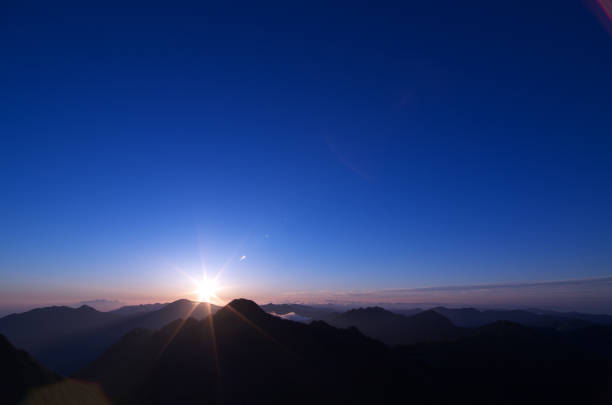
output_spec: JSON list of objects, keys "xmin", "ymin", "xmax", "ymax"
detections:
[{"xmin": 195, "ymin": 277, "xmax": 218, "ymax": 302}]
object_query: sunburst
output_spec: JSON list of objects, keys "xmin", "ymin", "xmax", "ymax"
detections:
[{"xmin": 194, "ymin": 276, "xmax": 218, "ymax": 303}]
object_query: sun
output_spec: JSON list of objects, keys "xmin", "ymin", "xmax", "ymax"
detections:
[{"xmin": 195, "ymin": 277, "xmax": 218, "ymax": 303}]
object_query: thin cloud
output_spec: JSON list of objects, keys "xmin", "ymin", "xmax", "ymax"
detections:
[
  {"xmin": 274, "ymin": 276, "xmax": 612, "ymax": 313},
  {"xmin": 270, "ymin": 312, "xmax": 312, "ymax": 323}
]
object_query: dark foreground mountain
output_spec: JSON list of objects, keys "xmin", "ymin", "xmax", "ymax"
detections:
[
  {"xmin": 392, "ymin": 322, "xmax": 612, "ymax": 404},
  {"xmin": 0, "ymin": 299, "xmax": 220, "ymax": 374},
  {"xmin": 79, "ymin": 299, "xmax": 389, "ymax": 404},
  {"xmin": 0, "ymin": 334, "xmax": 106, "ymax": 405},
  {"xmin": 77, "ymin": 299, "xmax": 612, "ymax": 405}
]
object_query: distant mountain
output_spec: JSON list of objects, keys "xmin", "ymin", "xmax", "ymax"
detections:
[
  {"xmin": 262, "ymin": 304, "xmax": 460, "ymax": 345},
  {"xmin": 430, "ymin": 307, "xmax": 593, "ymax": 329},
  {"xmin": 251, "ymin": 303, "xmax": 612, "ymax": 332},
  {"xmin": 78, "ymin": 299, "xmax": 126, "ymax": 312},
  {"xmin": 525, "ymin": 308, "xmax": 612, "ymax": 325},
  {"xmin": 0, "ymin": 299, "xmax": 221, "ymax": 375},
  {"xmin": 327, "ymin": 306, "xmax": 460, "ymax": 345},
  {"xmin": 391, "ymin": 308, "xmax": 423, "ymax": 317},
  {"xmin": 123, "ymin": 299, "xmax": 220, "ymax": 330},
  {"xmin": 109, "ymin": 302, "xmax": 167, "ymax": 316},
  {"xmin": 0, "ymin": 305, "xmax": 121, "ymax": 351}
]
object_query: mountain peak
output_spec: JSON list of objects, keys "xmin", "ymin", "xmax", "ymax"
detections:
[
  {"xmin": 168, "ymin": 299, "xmax": 195, "ymax": 306},
  {"xmin": 412, "ymin": 309, "xmax": 450, "ymax": 320},
  {"xmin": 225, "ymin": 298, "xmax": 266, "ymax": 316},
  {"xmin": 76, "ymin": 305, "xmax": 98, "ymax": 312}
]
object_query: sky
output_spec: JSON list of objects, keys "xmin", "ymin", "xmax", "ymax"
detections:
[{"xmin": 1, "ymin": 0, "xmax": 612, "ymax": 314}]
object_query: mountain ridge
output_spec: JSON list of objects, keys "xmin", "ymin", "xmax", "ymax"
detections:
[{"xmin": 0, "ymin": 299, "xmax": 221, "ymax": 374}]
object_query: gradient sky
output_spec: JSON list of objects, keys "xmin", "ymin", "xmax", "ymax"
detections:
[{"xmin": 1, "ymin": 1, "xmax": 612, "ymax": 313}]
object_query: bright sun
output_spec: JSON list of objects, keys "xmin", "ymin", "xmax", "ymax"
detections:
[{"xmin": 195, "ymin": 277, "xmax": 218, "ymax": 302}]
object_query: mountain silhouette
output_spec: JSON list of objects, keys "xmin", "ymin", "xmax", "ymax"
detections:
[
  {"xmin": 327, "ymin": 306, "xmax": 460, "ymax": 345},
  {"xmin": 76, "ymin": 299, "xmax": 612, "ymax": 404},
  {"xmin": 0, "ymin": 334, "xmax": 60, "ymax": 404},
  {"xmin": 430, "ymin": 307, "xmax": 593, "ymax": 329},
  {"xmin": 392, "ymin": 321, "xmax": 612, "ymax": 404},
  {"xmin": 262, "ymin": 304, "xmax": 608, "ymax": 331},
  {"xmin": 4, "ymin": 299, "xmax": 612, "ymax": 404},
  {"xmin": 0, "ymin": 305, "xmax": 120, "ymax": 351},
  {"xmin": 79, "ymin": 298, "xmax": 388, "ymax": 404},
  {"xmin": 109, "ymin": 302, "xmax": 167, "ymax": 316},
  {"xmin": 525, "ymin": 308, "xmax": 612, "ymax": 325},
  {"xmin": 0, "ymin": 334, "xmax": 108, "ymax": 405},
  {"xmin": 0, "ymin": 299, "xmax": 221, "ymax": 374}
]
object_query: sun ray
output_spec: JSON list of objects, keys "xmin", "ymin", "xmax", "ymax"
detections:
[
  {"xmin": 205, "ymin": 301, "xmax": 221, "ymax": 376},
  {"xmin": 222, "ymin": 304, "xmax": 277, "ymax": 344},
  {"xmin": 155, "ymin": 300, "xmax": 200, "ymax": 361}
]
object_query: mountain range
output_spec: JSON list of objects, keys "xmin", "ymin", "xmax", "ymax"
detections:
[
  {"xmin": 2, "ymin": 298, "xmax": 612, "ymax": 404},
  {"xmin": 325, "ymin": 307, "xmax": 460, "ymax": 345},
  {"xmin": 265, "ymin": 303, "xmax": 612, "ymax": 332},
  {"xmin": 0, "ymin": 299, "xmax": 220, "ymax": 374},
  {"xmin": 4, "ymin": 298, "xmax": 612, "ymax": 376},
  {"xmin": 78, "ymin": 299, "xmax": 612, "ymax": 404}
]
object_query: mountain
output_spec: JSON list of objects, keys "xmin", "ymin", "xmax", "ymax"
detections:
[
  {"xmin": 128, "ymin": 299, "xmax": 221, "ymax": 329},
  {"xmin": 77, "ymin": 299, "xmax": 612, "ymax": 405},
  {"xmin": 391, "ymin": 308, "xmax": 423, "ymax": 317},
  {"xmin": 263, "ymin": 304, "xmax": 460, "ymax": 345},
  {"xmin": 79, "ymin": 299, "xmax": 388, "ymax": 404},
  {"xmin": 0, "ymin": 334, "xmax": 60, "ymax": 404},
  {"xmin": 392, "ymin": 321, "xmax": 612, "ymax": 404},
  {"xmin": 327, "ymin": 306, "xmax": 460, "ymax": 345},
  {"xmin": 430, "ymin": 307, "xmax": 593, "ymax": 329},
  {"xmin": 0, "ymin": 334, "xmax": 107, "ymax": 405},
  {"xmin": 216, "ymin": 302, "xmax": 612, "ymax": 333},
  {"xmin": 0, "ymin": 299, "xmax": 221, "ymax": 375},
  {"xmin": 525, "ymin": 308, "xmax": 612, "ymax": 325},
  {"xmin": 5, "ymin": 299, "xmax": 612, "ymax": 404},
  {"xmin": 109, "ymin": 302, "xmax": 167, "ymax": 316},
  {"xmin": 0, "ymin": 305, "xmax": 121, "ymax": 352}
]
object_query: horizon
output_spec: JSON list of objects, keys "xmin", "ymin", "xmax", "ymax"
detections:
[
  {"xmin": 2, "ymin": 1, "xmax": 612, "ymax": 316},
  {"xmin": 3, "ymin": 274, "xmax": 612, "ymax": 317}
]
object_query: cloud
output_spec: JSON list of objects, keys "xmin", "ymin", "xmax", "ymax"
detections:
[
  {"xmin": 270, "ymin": 312, "xmax": 312, "ymax": 323},
  {"xmin": 240, "ymin": 255, "xmax": 246, "ymax": 261}
]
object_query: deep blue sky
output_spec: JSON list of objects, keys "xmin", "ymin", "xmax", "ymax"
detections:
[{"xmin": 1, "ymin": 1, "xmax": 612, "ymax": 311}]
